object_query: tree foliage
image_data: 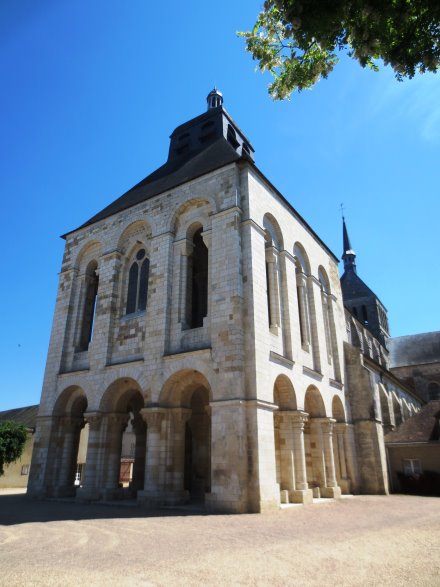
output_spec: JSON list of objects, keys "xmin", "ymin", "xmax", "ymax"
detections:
[
  {"xmin": 0, "ymin": 421, "xmax": 28, "ymax": 476},
  {"xmin": 238, "ymin": 0, "xmax": 440, "ymax": 99}
]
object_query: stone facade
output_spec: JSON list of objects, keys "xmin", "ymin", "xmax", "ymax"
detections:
[{"xmin": 28, "ymin": 92, "xmax": 422, "ymax": 512}]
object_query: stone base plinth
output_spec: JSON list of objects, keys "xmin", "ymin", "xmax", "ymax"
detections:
[
  {"xmin": 320, "ymin": 486, "xmax": 342, "ymax": 499},
  {"xmin": 102, "ymin": 487, "xmax": 124, "ymax": 501},
  {"xmin": 290, "ymin": 488, "xmax": 314, "ymax": 504},
  {"xmin": 53, "ymin": 486, "xmax": 77, "ymax": 498}
]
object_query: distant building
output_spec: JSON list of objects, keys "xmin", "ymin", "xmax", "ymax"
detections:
[
  {"xmin": 0, "ymin": 405, "xmax": 38, "ymax": 489},
  {"xmin": 388, "ymin": 331, "xmax": 440, "ymax": 402},
  {"xmin": 28, "ymin": 90, "xmax": 422, "ymax": 512},
  {"xmin": 385, "ymin": 400, "xmax": 440, "ymax": 495}
]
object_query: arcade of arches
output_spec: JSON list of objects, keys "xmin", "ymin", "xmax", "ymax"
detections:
[{"xmin": 37, "ymin": 373, "xmax": 356, "ymax": 508}]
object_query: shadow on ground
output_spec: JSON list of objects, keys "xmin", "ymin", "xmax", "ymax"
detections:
[{"xmin": 0, "ymin": 493, "xmax": 209, "ymax": 526}]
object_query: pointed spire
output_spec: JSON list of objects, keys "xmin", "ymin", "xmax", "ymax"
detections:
[{"xmin": 342, "ymin": 216, "xmax": 357, "ymax": 273}]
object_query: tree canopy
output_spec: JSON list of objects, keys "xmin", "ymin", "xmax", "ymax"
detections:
[
  {"xmin": 239, "ymin": 0, "xmax": 440, "ymax": 99},
  {"xmin": 0, "ymin": 421, "xmax": 28, "ymax": 476}
]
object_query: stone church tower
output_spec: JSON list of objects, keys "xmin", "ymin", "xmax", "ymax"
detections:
[{"xmin": 28, "ymin": 91, "xmax": 420, "ymax": 512}]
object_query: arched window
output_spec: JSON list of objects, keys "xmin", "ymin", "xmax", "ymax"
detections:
[
  {"xmin": 126, "ymin": 248, "xmax": 150, "ymax": 315},
  {"xmin": 188, "ymin": 228, "xmax": 208, "ymax": 328},
  {"xmin": 78, "ymin": 261, "xmax": 99, "ymax": 351}
]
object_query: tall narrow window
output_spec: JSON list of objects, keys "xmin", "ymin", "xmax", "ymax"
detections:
[
  {"xmin": 126, "ymin": 248, "xmax": 149, "ymax": 314},
  {"xmin": 78, "ymin": 261, "xmax": 99, "ymax": 351},
  {"xmin": 188, "ymin": 228, "xmax": 208, "ymax": 328}
]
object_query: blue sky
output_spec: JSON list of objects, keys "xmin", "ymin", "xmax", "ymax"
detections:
[{"xmin": 1, "ymin": 1, "xmax": 439, "ymax": 410}]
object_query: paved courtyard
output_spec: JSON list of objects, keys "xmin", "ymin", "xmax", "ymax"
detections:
[{"xmin": 0, "ymin": 491, "xmax": 439, "ymax": 586}]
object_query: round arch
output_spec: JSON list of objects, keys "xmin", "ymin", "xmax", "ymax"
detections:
[
  {"xmin": 263, "ymin": 213, "xmax": 284, "ymax": 251},
  {"xmin": 53, "ymin": 385, "xmax": 88, "ymax": 417},
  {"xmin": 331, "ymin": 395, "xmax": 346, "ymax": 422},
  {"xmin": 293, "ymin": 242, "xmax": 311, "ymax": 275},
  {"xmin": 304, "ymin": 386, "xmax": 326, "ymax": 418},
  {"xmin": 273, "ymin": 375, "xmax": 297, "ymax": 410},
  {"xmin": 74, "ymin": 240, "xmax": 102, "ymax": 271},
  {"xmin": 169, "ymin": 197, "xmax": 216, "ymax": 237},
  {"xmin": 160, "ymin": 369, "xmax": 212, "ymax": 407},
  {"xmin": 99, "ymin": 377, "xmax": 144, "ymax": 413}
]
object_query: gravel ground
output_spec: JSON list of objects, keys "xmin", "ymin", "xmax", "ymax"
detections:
[{"xmin": 0, "ymin": 491, "xmax": 439, "ymax": 587}]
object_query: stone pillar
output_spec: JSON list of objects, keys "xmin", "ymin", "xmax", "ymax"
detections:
[
  {"xmin": 55, "ymin": 416, "xmax": 84, "ymax": 497},
  {"xmin": 319, "ymin": 418, "xmax": 341, "ymax": 498},
  {"xmin": 278, "ymin": 251, "xmax": 293, "ymax": 360},
  {"xmin": 275, "ymin": 411, "xmax": 295, "ymax": 503},
  {"xmin": 175, "ymin": 239, "xmax": 193, "ymax": 328},
  {"xmin": 27, "ymin": 415, "xmax": 58, "ymax": 498},
  {"xmin": 290, "ymin": 411, "xmax": 313, "ymax": 504},
  {"xmin": 167, "ymin": 408, "xmax": 192, "ymax": 503},
  {"xmin": 201, "ymin": 229, "xmax": 212, "ymax": 324},
  {"xmin": 103, "ymin": 413, "xmax": 130, "ymax": 500},
  {"xmin": 137, "ymin": 408, "xmax": 169, "ymax": 506},
  {"xmin": 130, "ymin": 414, "xmax": 147, "ymax": 493},
  {"xmin": 309, "ymin": 418, "xmax": 327, "ymax": 494},
  {"xmin": 265, "ymin": 247, "xmax": 280, "ymax": 332},
  {"xmin": 296, "ymin": 272, "xmax": 310, "ymax": 349},
  {"xmin": 76, "ymin": 412, "xmax": 103, "ymax": 501}
]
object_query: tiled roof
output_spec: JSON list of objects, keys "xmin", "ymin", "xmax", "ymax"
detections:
[
  {"xmin": 388, "ymin": 331, "xmax": 440, "ymax": 368},
  {"xmin": 385, "ymin": 400, "xmax": 440, "ymax": 444},
  {"xmin": 0, "ymin": 405, "xmax": 39, "ymax": 430}
]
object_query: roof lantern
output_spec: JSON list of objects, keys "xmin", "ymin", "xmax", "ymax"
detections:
[{"xmin": 207, "ymin": 87, "xmax": 223, "ymax": 110}]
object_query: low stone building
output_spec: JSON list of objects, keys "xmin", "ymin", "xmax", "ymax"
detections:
[
  {"xmin": 385, "ymin": 400, "xmax": 440, "ymax": 495},
  {"xmin": 388, "ymin": 331, "xmax": 440, "ymax": 402},
  {"xmin": 27, "ymin": 90, "xmax": 421, "ymax": 512},
  {"xmin": 0, "ymin": 405, "xmax": 38, "ymax": 488}
]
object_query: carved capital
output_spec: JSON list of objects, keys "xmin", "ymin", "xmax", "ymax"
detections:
[
  {"xmin": 201, "ymin": 230, "xmax": 212, "ymax": 249},
  {"xmin": 60, "ymin": 416, "xmax": 84, "ymax": 432},
  {"xmin": 290, "ymin": 410, "xmax": 309, "ymax": 429},
  {"xmin": 107, "ymin": 412, "xmax": 130, "ymax": 431},
  {"xmin": 170, "ymin": 408, "xmax": 192, "ymax": 426},
  {"xmin": 140, "ymin": 407, "xmax": 168, "ymax": 428},
  {"xmin": 84, "ymin": 411, "xmax": 103, "ymax": 431}
]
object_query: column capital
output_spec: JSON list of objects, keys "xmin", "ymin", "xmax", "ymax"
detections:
[
  {"xmin": 316, "ymin": 417, "xmax": 336, "ymax": 433},
  {"xmin": 200, "ymin": 229, "xmax": 212, "ymax": 249},
  {"xmin": 84, "ymin": 411, "xmax": 103, "ymax": 431},
  {"xmin": 290, "ymin": 410, "xmax": 309, "ymax": 427},
  {"xmin": 107, "ymin": 412, "xmax": 130, "ymax": 431},
  {"xmin": 140, "ymin": 407, "xmax": 169, "ymax": 427},
  {"xmin": 170, "ymin": 407, "xmax": 192, "ymax": 425},
  {"xmin": 174, "ymin": 238, "xmax": 193, "ymax": 256},
  {"xmin": 60, "ymin": 416, "xmax": 84, "ymax": 432}
]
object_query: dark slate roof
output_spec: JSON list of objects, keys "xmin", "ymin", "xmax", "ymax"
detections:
[
  {"xmin": 64, "ymin": 105, "xmax": 253, "ymax": 236},
  {"xmin": 385, "ymin": 400, "xmax": 440, "ymax": 444},
  {"xmin": 0, "ymin": 405, "xmax": 39, "ymax": 430},
  {"xmin": 388, "ymin": 331, "xmax": 440, "ymax": 368},
  {"xmin": 340, "ymin": 269, "xmax": 386, "ymax": 309},
  {"xmin": 61, "ymin": 102, "xmax": 339, "ymax": 262}
]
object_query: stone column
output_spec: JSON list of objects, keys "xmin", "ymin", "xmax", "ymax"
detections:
[
  {"xmin": 27, "ymin": 415, "xmax": 59, "ymax": 498},
  {"xmin": 130, "ymin": 414, "xmax": 147, "ymax": 493},
  {"xmin": 103, "ymin": 413, "xmax": 130, "ymax": 500},
  {"xmin": 309, "ymin": 418, "xmax": 327, "ymax": 494},
  {"xmin": 55, "ymin": 416, "xmax": 84, "ymax": 497},
  {"xmin": 201, "ymin": 229, "xmax": 212, "ymax": 325},
  {"xmin": 137, "ymin": 408, "xmax": 169, "ymax": 506},
  {"xmin": 319, "ymin": 418, "xmax": 341, "ymax": 498},
  {"xmin": 76, "ymin": 412, "xmax": 103, "ymax": 501},
  {"xmin": 167, "ymin": 408, "xmax": 192, "ymax": 503},
  {"xmin": 296, "ymin": 272, "xmax": 310, "ymax": 349},
  {"xmin": 265, "ymin": 246, "xmax": 280, "ymax": 332},
  {"xmin": 290, "ymin": 411, "xmax": 313, "ymax": 504},
  {"xmin": 175, "ymin": 239, "xmax": 193, "ymax": 328},
  {"xmin": 274, "ymin": 411, "xmax": 295, "ymax": 504}
]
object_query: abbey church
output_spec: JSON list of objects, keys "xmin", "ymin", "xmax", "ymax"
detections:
[{"xmin": 28, "ymin": 90, "xmax": 422, "ymax": 512}]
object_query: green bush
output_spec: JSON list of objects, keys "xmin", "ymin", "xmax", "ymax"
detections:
[{"xmin": 0, "ymin": 421, "xmax": 28, "ymax": 476}]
